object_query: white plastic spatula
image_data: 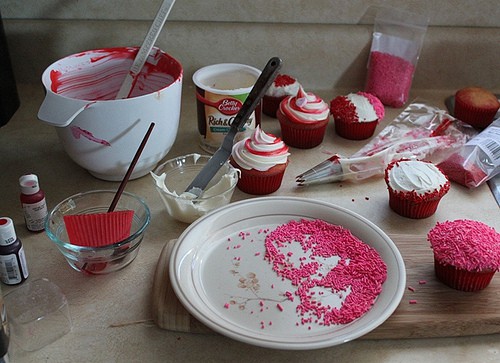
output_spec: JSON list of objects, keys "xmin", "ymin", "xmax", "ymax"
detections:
[{"xmin": 115, "ymin": 0, "xmax": 177, "ymax": 99}]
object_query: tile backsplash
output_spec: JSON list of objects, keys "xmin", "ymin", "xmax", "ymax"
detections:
[{"xmin": 2, "ymin": 0, "xmax": 499, "ymax": 92}]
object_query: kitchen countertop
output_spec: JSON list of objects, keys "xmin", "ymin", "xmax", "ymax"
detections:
[{"xmin": 0, "ymin": 83, "xmax": 499, "ymax": 363}]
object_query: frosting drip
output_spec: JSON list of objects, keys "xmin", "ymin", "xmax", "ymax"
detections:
[
  {"xmin": 231, "ymin": 126, "xmax": 289, "ymax": 171},
  {"xmin": 387, "ymin": 160, "xmax": 448, "ymax": 194},
  {"xmin": 279, "ymin": 86, "xmax": 329, "ymax": 123}
]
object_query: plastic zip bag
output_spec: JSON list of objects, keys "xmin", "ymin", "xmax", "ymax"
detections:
[
  {"xmin": 365, "ymin": 7, "xmax": 429, "ymax": 108},
  {"xmin": 438, "ymin": 118, "xmax": 500, "ymax": 188}
]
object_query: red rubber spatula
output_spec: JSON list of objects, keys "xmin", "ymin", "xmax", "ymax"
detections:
[{"xmin": 63, "ymin": 122, "xmax": 155, "ymax": 247}]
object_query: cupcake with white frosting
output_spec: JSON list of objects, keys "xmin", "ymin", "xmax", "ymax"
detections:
[
  {"xmin": 330, "ymin": 91, "xmax": 385, "ymax": 140},
  {"xmin": 230, "ymin": 125, "xmax": 290, "ymax": 195},
  {"xmin": 384, "ymin": 159, "xmax": 450, "ymax": 219},
  {"xmin": 263, "ymin": 74, "xmax": 301, "ymax": 118},
  {"xmin": 277, "ymin": 86, "xmax": 330, "ymax": 149}
]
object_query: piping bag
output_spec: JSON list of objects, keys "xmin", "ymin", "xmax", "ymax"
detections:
[{"xmin": 297, "ymin": 101, "xmax": 478, "ymax": 185}]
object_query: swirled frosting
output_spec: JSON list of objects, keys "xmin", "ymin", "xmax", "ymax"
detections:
[
  {"xmin": 279, "ymin": 86, "xmax": 329, "ymax": 124},
  {"xmin": 265, "ymin": 74, "xmax": 301, "ymax": 98},
  {"xmin": 330, "ymin": 91, "xmax": 385, "ymax": 123},
  {"xmin": 231, "ymin": 125, "xmax": 290, "ymax": 171},
  {"xmin": 386, "ymin": 160, "xmax": 449, "ymax": 195}
]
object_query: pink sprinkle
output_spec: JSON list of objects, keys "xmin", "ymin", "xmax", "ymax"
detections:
[
  {"xmin": 287, "ymin": 252, "xmax": 293, "ymax": 257},
  {"xmin": 409, "ymin": 300, "xmax": 418, "ymax": 304},
  {"xmin": 259, "ymin": 301, "xmax": 264, "ymax": 307},
  {"xmin": 408, "ymin": 286, "xmax": 415, "ymax": 292},
  {"xmin": 419, "ymin": 280, "xmax": 427, "ymax": 285},
  {"xmin": 224, "ymin": 303, "xmax": 230, "ymax": 309},
  {"xmin": 277, "ymin": 303, "xmax": 284, "ymax": 312},
  {"xmin": 254, "ymin": 252, "xmax": 261, "ymax": 256},
  {"xmin": 264, "ymin": 219, "xmax": 387, "ymax": 326},
  {"xmin": 365, "ymin": 51, "xmax": 415, "ymax": 107}
]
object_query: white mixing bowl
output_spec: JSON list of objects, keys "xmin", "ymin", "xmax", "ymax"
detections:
[{"xmin": 38, "ymin": 46, "xmax": 183, "ymax": 181}]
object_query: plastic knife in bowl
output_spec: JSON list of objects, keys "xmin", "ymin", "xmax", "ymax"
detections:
[{"xmin": 184, "ymin": 57, "xmax": 282, "ymax": 198}]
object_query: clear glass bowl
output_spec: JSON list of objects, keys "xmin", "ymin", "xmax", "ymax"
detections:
[
  {"xmin": 45, "ymin": 190, "xmax": 150, "ymax": 275},
  {"xmin": 152, "ymin": 153, "xmax": 238, "ymax": 223}
]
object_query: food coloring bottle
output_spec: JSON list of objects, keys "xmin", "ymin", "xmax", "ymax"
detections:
[
  {"xmin": 0, "ymin": 217, "xmax": 29, "ymax": 285},
  {"xmin": 19, "ymin": 174, "xmax": 48, "ymax": 232}
]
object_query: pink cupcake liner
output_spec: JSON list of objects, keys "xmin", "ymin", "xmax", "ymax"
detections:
[
  {"xmin": 277, "ymin": 110, "xmax": 329, "ymax": 149},
  {"xmin": 334, "ymin": 119, "xmax": 378, "ymax": 140},
  {"xmin": 434, "ymin": 259, "xmax": 496, "ymax": 292}
]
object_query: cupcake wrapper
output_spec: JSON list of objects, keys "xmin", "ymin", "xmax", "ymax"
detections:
[
  {"xmin": 334, "ymin": 119, "xmax": 378, "ymax": 140},
  {"xmin": 277, "ymin": 110, "xmax": 329, "ymax": 149},
  {"xmin": 388, "ymin": 191, "xmax": 441, "ymax": 219},
  {"xmin": 434, "ymin": 259, "xmax": 496, "ymax": 292},
  {"xmin": 236, "ymin": 169, "xmax": 286, "ymax": 195},
  {"xmin": 454, "ymin": 97, "xmax": 498, "ymax": 129},
  {"xmin": 263, "ymin": 96, "xmax": 284, "ymax": 118}
]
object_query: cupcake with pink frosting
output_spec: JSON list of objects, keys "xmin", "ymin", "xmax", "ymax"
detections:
[
  {"xmin": 230, "ymin": 125, "xmax": 290, "ymax": 195},
  {"xmin": 277, "ymin": 86, "xmax": 330, "ymax": 149},
  {"xmin": 428, "ymin": 219, "xmax": 500, "ymax": 292},
  {"xmin": 330, "ymin": 91, "xmax": 385, "ymax": 140},
  {"xmin": 263, "ymin": 74, "xmax": 301, "ymax": 118}
]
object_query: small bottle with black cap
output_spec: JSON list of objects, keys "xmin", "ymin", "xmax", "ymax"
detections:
[{"xmin": 0, "ymin": 217, "xmax": 29, "ymax": 285}]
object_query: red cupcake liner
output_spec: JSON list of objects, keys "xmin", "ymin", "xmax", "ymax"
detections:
[
  {"xmin": 388, "ymin": 190, "xmax": 442, "ymax": 219},
  {"xmin": 263, "ymin": 95, "xmax": 285, "ymax": 118},
  {"xmin": 454, "ymin": 96, "xmax": 498, "ymax": 129},
  {"xmin": 236, "ymin": 168, "xmax": 286, "ymax": 195},
  {"xmin": 434, "ymin": 259, "xmax": 496, "ymax": 292},
  {"xmin": 334, "ymin": 119, "xmax": 378, "ymax": 140},
  {"xmin": 277, "ymin": 109, "xmax": 329, "ymax": 149}
]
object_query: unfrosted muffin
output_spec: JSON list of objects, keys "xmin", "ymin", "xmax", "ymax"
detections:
[
  {"xmin": 454, "ymin": 87, "xmax": 499, "ymax": 129},
  {"xmin": 263, "ymin": 74, "xmax": 301, "ymax": 118},
  {"xmin": 428, "ymin": 219, "xmax": 500, "ymax": 292},
  {"xmin": 230, "ymin": 125, "xmax": 290, "ymax": 195},
  {"xmin": 277, "ymin": 86, "xmax": 330, "ymax": 149},
  {"xmin": 330, "ymin": 91, "xmax": 385, "ymax": 140},
  {"xmin": 384, "ymin": 159, "xmax": 450, "ymax": 219}
]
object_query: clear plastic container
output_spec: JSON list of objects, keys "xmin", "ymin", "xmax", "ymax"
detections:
[{"xmin": 4, "ymin": 278, "xmax": 71, "ymax": 352}]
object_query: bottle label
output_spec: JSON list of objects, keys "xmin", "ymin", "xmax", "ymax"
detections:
[
  {"xmin": 467, "ymin": 125, "xmax": 500, "ymax": 168},
  {"xmin": 0, "ymin": 251, "xmax": 27, "ymax": 284},
  {"xmin": 22, "ymin": 198, "xmax": 48, "ymax": 231},
  {"xmin": 19, "ymin": 247, "xmax": 29, "ymax": 279}
]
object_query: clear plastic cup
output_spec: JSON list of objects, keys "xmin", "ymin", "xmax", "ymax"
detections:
[{"xmin": 4, "ymin": 278, "xmax": 72, "ymax": 352}]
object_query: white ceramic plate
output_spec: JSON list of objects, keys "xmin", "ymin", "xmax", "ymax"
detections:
[{"xmin": 169, "ymin": 197, "xmax": 406, "ymax": 350}]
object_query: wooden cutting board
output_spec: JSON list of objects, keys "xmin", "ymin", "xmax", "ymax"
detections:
[{"xmin": 152, "ymin": 235, "xmax": 500, "ymax": 339}]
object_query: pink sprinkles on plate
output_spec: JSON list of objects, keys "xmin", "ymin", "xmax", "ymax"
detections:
[{"xmin": 264, "ymin": 219, "xmax": 387, "ymax": 326}]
